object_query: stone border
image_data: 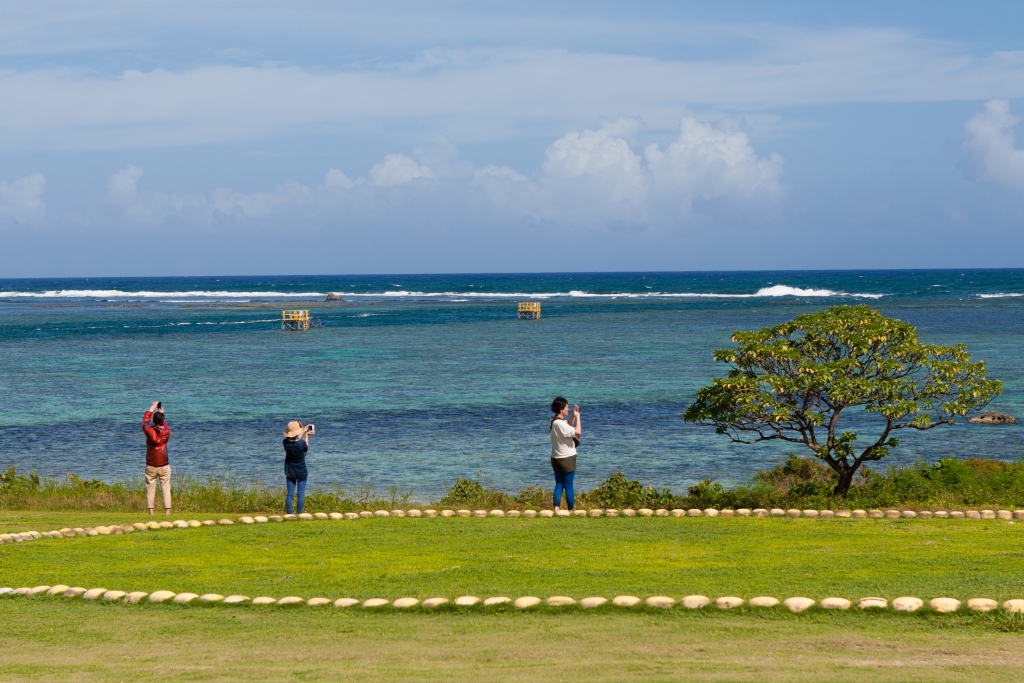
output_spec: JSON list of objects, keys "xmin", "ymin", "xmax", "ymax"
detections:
[
  {"xmin": 2, "ymin": 506, "xmax": 1022, "ymax": 545},
  {"xmin": 2, "ymin": 586, "xmax": 1022, "ymax": 615}
]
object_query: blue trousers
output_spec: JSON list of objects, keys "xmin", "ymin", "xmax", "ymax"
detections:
[
  {"xmin": 286, "ymin": 478, "xmax": 306, "ymax": 514},
  {"xmin": 553, "ymin": 470, "xmax": 575, "ymax": 510}
]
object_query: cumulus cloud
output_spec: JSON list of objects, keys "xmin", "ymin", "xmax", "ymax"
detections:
[
  {"xmin": 106, "ymin": 117, "xmax": 783, "ymax": 229},
  {"xmin": 0, "ymin": 173, "xmax": 46, "ymax": 223},
  {"xmin": 960, "ymin": 99, "xmax": 1024, "ymax": 192},
  {"xmin": 367, "ymin": 154, "xmax": 434, "ymax": 187}
]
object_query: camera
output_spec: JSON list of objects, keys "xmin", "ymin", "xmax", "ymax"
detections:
[{"xmin": 305, "ymin": 424, "xmax": 315, "ymax": 434}]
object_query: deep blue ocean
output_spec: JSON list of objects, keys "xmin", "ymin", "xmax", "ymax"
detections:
[{"xmin": 0, "ymin": 270, "xmax": 1021, "ymax": 497}]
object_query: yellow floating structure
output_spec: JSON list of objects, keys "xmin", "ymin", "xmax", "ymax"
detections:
[
  {"xmin": 517, "ymin": 302, "xmax": 541, "ymax": 320},
  {"xmin": 281, "ymin": 309, "xmax": 310, "ymax": 331}
]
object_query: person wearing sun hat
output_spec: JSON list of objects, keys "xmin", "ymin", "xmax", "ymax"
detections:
[{"xmin": 283, "ymin": 420, "xmax": 313, "ymax": 514}]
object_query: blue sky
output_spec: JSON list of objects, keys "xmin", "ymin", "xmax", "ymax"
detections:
[{"xmin": 1, "ymin": 0, "xmax": 1023, "ymax": 276}]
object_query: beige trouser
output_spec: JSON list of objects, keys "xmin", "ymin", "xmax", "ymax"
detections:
[{"xmin": 145, "ymin": 465, "xmax": 172, "ymax": 510}]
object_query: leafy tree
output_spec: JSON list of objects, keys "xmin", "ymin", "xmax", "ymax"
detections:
[{"xmin": 683, "ymin": 305, "xmax": 1002, "ymax": 496}]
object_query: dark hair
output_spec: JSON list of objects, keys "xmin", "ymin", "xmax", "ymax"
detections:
[
  {"xmin": 153, "ymin": 412, "xmax": 165, "ymax": 426},
  {"xmin": 550, "ymin": 397, "xmax": 568, "ymax": 415}
]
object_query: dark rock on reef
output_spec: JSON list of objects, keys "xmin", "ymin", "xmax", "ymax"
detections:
[
  {"xmin": 325, "ymin": 292, "xmax": 344, "ymax": 301},
  {"xmin": 968, "ymin": 410, "xmax": 1017, "ymax": 424}
]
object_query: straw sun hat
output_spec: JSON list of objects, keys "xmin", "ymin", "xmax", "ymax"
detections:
[{"xmin": 283, "ymin": 421, "xmax": 305, "ymax": 438}]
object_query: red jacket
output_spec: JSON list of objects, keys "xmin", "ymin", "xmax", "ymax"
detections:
[{"xmin": 142, "ymin": 411, "xmax": 172, "ymax": 467}]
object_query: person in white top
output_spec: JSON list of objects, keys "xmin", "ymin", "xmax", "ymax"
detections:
[{"xmin": 549, "ymin": 396, "xmax": 581, "ymax": 512}]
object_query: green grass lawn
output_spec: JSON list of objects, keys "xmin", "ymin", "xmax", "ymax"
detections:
[{"xmin": 4, "ymin": 512, "xmax": 1024, "ymax": 682}]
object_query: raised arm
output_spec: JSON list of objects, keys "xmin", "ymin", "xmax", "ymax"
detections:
[{"xmin": 572, "ymin": 405, "xmax": 581, "ymax": 437}]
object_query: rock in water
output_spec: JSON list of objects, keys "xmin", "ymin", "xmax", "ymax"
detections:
[
  {"xmin": 325, "ymin": 292, "xmax": 344, "ymax": 301},
  {"xmin": 968, "ymin": 410, "xmax": 1016, "ymax": 424}
]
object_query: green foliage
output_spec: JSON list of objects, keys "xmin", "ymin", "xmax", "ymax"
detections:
[
  {"xmin": 684, "ymin": 304, "xmax": 1003, "ymax": 495},
  {"xmin": 588, "ymin": 472, "xmax": 682, "ymax": 510},
  {"xmin": 438, "ymin": 478, "xmax": 517, "ymax": 509}
]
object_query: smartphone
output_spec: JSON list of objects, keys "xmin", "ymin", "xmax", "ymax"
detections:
[
  {"xmin": 306, "ymin": 424, "xmax": 315, "ymax": 434},
  {"xmin": 157, "ymin": 401, "xmax": 162, "ymax": 409}
]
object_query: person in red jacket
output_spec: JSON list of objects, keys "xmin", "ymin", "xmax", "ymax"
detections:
[{"xmin": 142, "ymin": 401, "xmax": 173, "ymax": 516}]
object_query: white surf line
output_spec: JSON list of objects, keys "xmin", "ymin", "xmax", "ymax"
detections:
[
  {"xmin": 1, "ymin": 585, "xmax": 1022, "ymax": 615},
  {"xmin": 2, "ymin": 506, "xmax": 1022, "ymax": 546}
]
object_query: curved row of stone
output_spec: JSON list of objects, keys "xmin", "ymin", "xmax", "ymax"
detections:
[
  {"xmin": 3, "ymin": 506, "xmax": 1021, "ymax": 545},
  {"xmin": 3, "ymin": 586, "xmax": 1022, "ymax": 614}
]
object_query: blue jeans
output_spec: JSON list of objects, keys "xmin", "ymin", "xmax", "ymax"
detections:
[
  {"xmin": 286, "ymin": 478, "xmax": 306, "ymax": 514},
  {"xmin": 553, "ymin": 470, "xmax": 575, "ymax": 510}
]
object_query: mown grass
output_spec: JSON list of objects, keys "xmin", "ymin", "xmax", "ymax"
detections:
[
  {"xmin": 2, "ymin": 595, "xmax": 1024, "ymax": 682},
  {"xmin": 4, "ymin": 514, "xmax": 1024, "ymax": 602}
]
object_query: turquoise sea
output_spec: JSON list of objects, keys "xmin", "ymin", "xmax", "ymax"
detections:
[{"xmin": 0, "ymin": 271, "xmax": 1021, "ymax": 497}]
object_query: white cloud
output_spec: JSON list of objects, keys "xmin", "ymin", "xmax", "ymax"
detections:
[
  {"xmin": 2, "ymin": 27, "xmax": 1024, "ymax": 150},
  {"xmin": 367, "ymin": 154, "xmax": 434, "ymax": 187},
  {"xmin": 960, "ymin": 99, "xmax": 1024, "ymax": 192},
  {"xmin": 0, "ymin": 173, "xmax": 46, "ymax": 223},
  {"xmin": 324, "ymin": 169, "xmax": 354, "ymax": 189}
]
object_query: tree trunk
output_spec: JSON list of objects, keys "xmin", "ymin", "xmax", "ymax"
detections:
[{"xmin": 833, "ymin": 470, "xmax": 855, "ymax": 497}]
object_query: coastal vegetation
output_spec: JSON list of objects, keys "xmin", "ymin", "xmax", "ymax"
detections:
[
  {"xmin": 683, "ymin": 305, "xmax": 1002, "ymax": 496},
  {"xmin": 4, "ymin": 456, "xmax": 1022, "ymax": 513}
]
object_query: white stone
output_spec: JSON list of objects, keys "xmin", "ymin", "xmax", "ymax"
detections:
[
  {"xmin": 588, "ymin": 509, "xmax": 602, "ymax": 517},
  {"xmin": 802, "ymin": 510, "xmax": 818, "ymax": 518},
  {"xmin": 46, "ymin": 585, "xmax": 71, "ymax": 596},
  {"xmin": 950, "ymin": 511, "xmax": 966, "ymax": 519},
  {"xmin": 715, "ymin": 596, "xmax": 744, "ymax": 609},
  {"xmin": 457, "ymin": 510, "xmax": 471, "ymax": 518},
  {"xmin": 507, "ymin": 510, "xmax": 521, "ymax": 517},
  {"xmin": 703, "ymin": 509, "xmax": 719, "ymax": 518},
  {"xmin": 918, "ymin": 511, "xmax": 933, "ymax": 519},
  {"xmin": 612, "ymin": 595, "xmax": 641, "ymax": 606},
  {"xmin": 819, "ymin": 510, "xmax": 834, "ymax": 518},
  {"xmin": 133, "ymin": 523, "xmax": 148, "ymax": 530},
  {"xmin": 199, "ymin": 594, "xmax": 224, "ymax": 602},
  {"xmin": 0, "ymin": 587, "xmax": 12, "ymax": 595},
  {"xmin": 256, "ymin": 516, "xmax": 270, "ymax": 523},
  {"xmin": 157, "ymin": 522, "xmax": 172, "ymax": 529},
  {"xmin": 687, "ymin": 509, "xmax": 702, "ymax": 517},
  {"xmin": 671, "ymin": 509, "xmax": 686, "ymax": 517},
  {"xmin": 736, "ymin": 509, "xmax": 751, "ymax": 517},
  {"xmin": 786, "ymin": 509, "xmax": 801, "ymax": 518},
  {"xmin": 546, "ymin": 596, "xmax": 576, "ymax": 606},
  {"xmin": 655, "ymin": 509, "xmax": 669, "ymax": 517},
  {"xmin": 85, "ymin": 527, "xmax": 100, "ymax": 535},
  {"xmin": 187, "ymin": 520, "xmax": 202, "ymax": 527},
  {"xmin": 852, "ymin": 510, "xmax": 867, "ymax": 518},
  {"xmin": 580, "ymin": 597, "xmax": 607, "ymax": 608},
  {"xmin": 27, "ymin": 586, "xmax": 52, "ymax": 597},
  {"xmin": 967, "ymin": 598, "xmax": 998, "ymax": 612},
  {"xmin": 454, "ymin": 596, "xmax": 481, "ymax": 606},
  {"xmin": 836, "ymin": 510, "xmax": 852, "ymax": 518},
  {"xmin": 173, "ymin": 593, "xmax": 199, "ymax": 604},
  {"xmin": 885, "ymin": 509, "xmax": 901, "ymax": 519},
  {"xmin": 484, "ymin": 597, "xmax": 511, "ymax": 606},
  {"xmin": 556, "ymin": 510, "xmax": 571, "ymax": 517},
  {"xmin": 514, "ymin": 596, "xmax": 542, "ymax": 608},
  {"xmin": 345, "ymin": 513, "xmax": 360, "ymax": 520},
  {"xmin": 63, "ymin": 587, "xmax": 87, "ymax": 598},
  {"xmin": 868, "ymin": 510, "xmax": 884, "ymax": 519},
  {"xmin": 240, "ymin": 516, "xmax": 255, "ymax": 524},
  {"xmin": 645, "ymin": 596, "xmax": 676, "ymax": 608},
  {"xmin": 966, "ymin": 510, "xmax": 981, "ymax": 519},
  {"xmin": 333, "ymin": 598, "xmax": 360, "ymax": 607},
  {"xmin": 407, "ymin": 510, "xmax": 422, "ymax": 518},
  {"xmin": 820, "ymin": 597, "xmax": 851, "ymax": 610},
  {"xmin": 638, "ymin": 509, "xmax": 654, "ymax": 517},
  {"xmin": 28, "ymin": 531, "xmax": 43, "ymax": 539},
  {"xmin": 123, "ymin": 592, "xmax": 149, "ymax": 603},
  {"xmin": 362, "ymin": 598, "xmax": 389, "ymax": 607},
  {"xmin": 422, "ymin": 597, "xmax": 448, "ymax": 607},
  {"xmin": 573, "ymin": 509, "xmax": 587, "ymax": 517},
  {"xmin": 770, "ymin": 509, "xmax": 785, "ymax": 516},
  {"xmin": 934, "ymin": 511, "xmax": 949, "ymax": 518},
  {"xmin": 720, "ymin": 509, "xmax": 735, "ymax": 517},
  {"xmin": 299, "ymin": 513, "xmax": 314, "ymax": 520},
  {"xmin": 682, "ymin": 595, "xmax": 710, "ymax": 609},
  {"xmin": 440, "ymin": 510, "xmax": 455, "ymax": 517},
  {"xmin": 981, "ymin": 510, "xmax": 995, "ymax": 519},
  {"xmin": 929, "ymin": 597, "xmax": 961, "ymax": 612},
  {"xmin": 390, "ymin": 510, "xmax": 405, "ymax": 518},
  {"xmin": 217, "ymin": 519, "xmax": 233, "ymax": 525},
  {"xmin": 858, "ymin": 597, "xmax": 888, "ymax": 609},
  {"xmin": 314, "ymin": 512, "xmax": 329, "ymax": 520},
  {"xmin": 392, "ymin": 597, "xmax": 419, "ymax": 608},
  {"xmin": 202, "ymin": 520, "xmax": 216, "ymax": 525},
  {"xmin": 223, "ymin": 595, "xmax": 250, "ymax": 604},
  {"xmin": 473, "ymin": 510, "xmax": 487, "ymax": 518},
  {"xmin": 489, "ymin": 510, "xmax": 505, "ymax": 517},
  {"xmin": 307, "ymin": 598, "xmax": 331, "ymax": 606},
  {"xmin": 424, "ymin": 510, "xmax": 438, "ymax": 518},
  {"xmin": 605, "ymin": 509, "xmax": 619, "ymax": 517},
  {"xmin": 784, "ymin": 597, "xmax": 816, "ymax": 613},
  {"xmin": 622, "ymin": 509, "xmax": 636, "ymax": 517},
  {"xmin": 893, "ymin": 597, "xmax": 924, "ymax": 612},
  {"xmin": 11, "ymin": 587, "xmax": 32, "ymax": 595},
  {"xmin": 148, "ymin": 590, "xmax": 177, "ymax": 603},
  {"xmin": 83, "ymin": 588, "xmax": 108, "ymax": 600},
  {"xmin": 523, "ymin": 510, "xmax": 537, "ymax": 518},
  {"xmin": 1013, "ymin": 510, "xmax": 1024, "ymax": 520},
  {"xmin": 997, "ymin": 510, "xmax": 1012, "ymax": 520},
  {"xmin": 173, "ymin": 520, "xmax": 188, "ymax": 528},
  {"xmin": 359, "ymin": 511, "xmax": 373, "ymax": 518},
  {"xmin": 95, "ymin": 526, "xmax": 111, "ymax": 535},
  {"xmin": 752, "ymin": 509, "xmax": 768, "ymax": 517},
  {"xmin": 539, "ymin": 510, "xmax": 554, "ymax": 518},
  {"xmin": 1001, "ymin": 599, "xmax": 1024, "ymax": 613},
  {"xmin": 277, "ymin": 596, "xmax": 305, "ymax": 606},
  {"xmin": 252, "ymin": 597, "xmax": 277, "ymax": 605}
]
